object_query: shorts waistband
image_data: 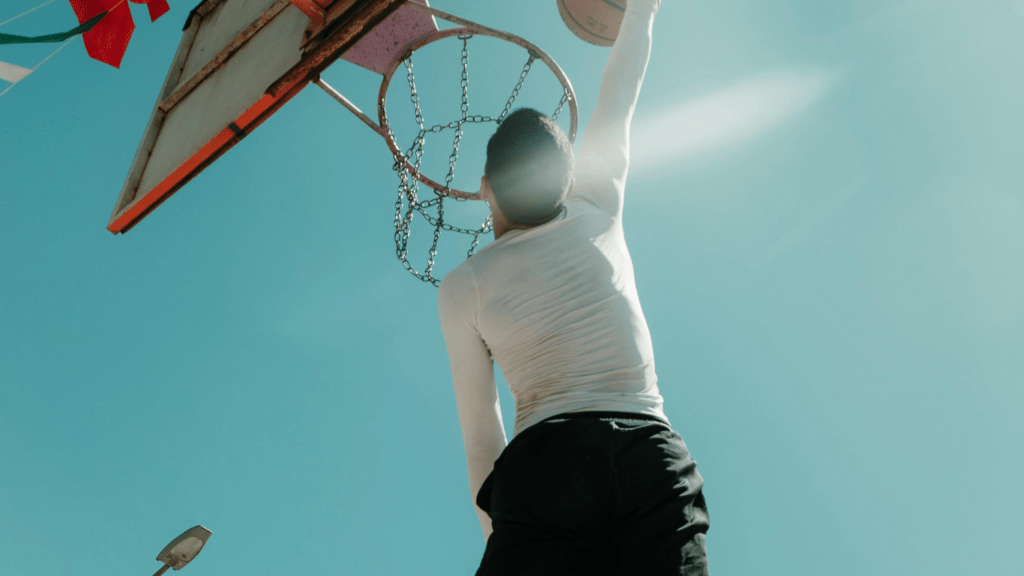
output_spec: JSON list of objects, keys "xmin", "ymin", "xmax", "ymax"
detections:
[{"xmin": 539, "ymin": 410, "xmax": 671, "ymax": 427}]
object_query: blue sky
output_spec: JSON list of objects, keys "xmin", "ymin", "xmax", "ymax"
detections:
[{"xmin": 1, "ymin": 1, "xmax": 1022, "ymax": 575}]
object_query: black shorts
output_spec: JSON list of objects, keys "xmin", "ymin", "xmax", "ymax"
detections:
[{"xmin": 475, "ymin": 411, "xmax": 710, "ymax": 576}]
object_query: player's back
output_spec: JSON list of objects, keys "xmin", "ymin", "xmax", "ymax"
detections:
[{"xmin": 443, "ymin": 196, "xmax": 667, "ymax": 435}]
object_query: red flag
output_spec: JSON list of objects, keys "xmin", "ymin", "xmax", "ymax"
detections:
[
  {"xmin": 68, "ymin": 0, "xmax": 170, "ymax": 68},
  {"xmin": 68, "ymin": 0, "xmax": 134, "ymax": 68},
  {"xmin": 129, "ymin": 0, "xmax": 170, "ymax": 23}
]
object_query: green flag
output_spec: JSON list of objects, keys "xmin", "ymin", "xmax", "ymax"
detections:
[{"xmin": 0, "ymin": 11, "xmax": 105, "ymax": 45}]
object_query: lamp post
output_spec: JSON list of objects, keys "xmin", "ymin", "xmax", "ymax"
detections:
[{"xmin": 152, "ymin": 525, "xmax": 212, "ymax": 576}]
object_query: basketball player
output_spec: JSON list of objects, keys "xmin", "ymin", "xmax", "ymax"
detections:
[{"xmin": 438, "ymin": 0, "xmax": 710, "ymax": 573}]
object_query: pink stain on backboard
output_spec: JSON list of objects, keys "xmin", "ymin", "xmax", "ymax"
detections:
[{"xmin": 341, "ymin": 0, "xmax": 437, "ymax": 75}]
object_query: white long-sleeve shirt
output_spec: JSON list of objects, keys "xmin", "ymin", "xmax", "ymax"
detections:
[{"xmin": 438, "ymin": 0, "xmax": 662, "ymax": 538}]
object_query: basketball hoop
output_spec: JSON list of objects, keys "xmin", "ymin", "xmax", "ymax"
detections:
[{"xmin": 315, "ymin": 2, "xmax": 579, "ymax": 286}]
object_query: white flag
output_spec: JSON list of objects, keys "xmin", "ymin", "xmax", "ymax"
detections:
[{"xmin": 0, "ymin": 61, "xmax": 32, "ymax": 84}]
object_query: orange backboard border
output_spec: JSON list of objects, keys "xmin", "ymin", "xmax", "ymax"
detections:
[{"xmin": 107, "ymin": 0, "xmax": 408, "ymax": 234}]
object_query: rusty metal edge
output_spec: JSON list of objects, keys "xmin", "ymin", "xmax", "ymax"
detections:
[
  {"xmin": 267, "ymin": 0, "xmax": 409, "ymax": 98},
  {"xmin": 160, "ymin": 0, "xmax": 292, "ymax": 113},
  {"xmin": 183, "ymin": 0, "xmax": 225, "ymax": 31},
  {"xmin": 288, "ymin": 0, "xmax": 326, "ymax": 27},
  {"xmin": 300, "ymin": 0, "xmax": 356, "ymax": 50},
  {"xmin": 109, "ymin": 9, "xmax": 203, "ymax": 228}
]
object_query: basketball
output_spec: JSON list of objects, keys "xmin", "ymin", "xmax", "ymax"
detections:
[{"xmin": 556, "ymin": 0, "xmax": 627, "ymax": 46}]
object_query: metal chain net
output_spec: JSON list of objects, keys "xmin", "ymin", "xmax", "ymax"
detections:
[{"xmin": 382, "ymin": 34, "xmax": 567, "ymax": 287}]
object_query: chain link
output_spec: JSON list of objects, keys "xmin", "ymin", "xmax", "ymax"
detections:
[
  {"xmin": 498, "ymin": 52, "xmax": 536, "ymax": 123},
  {"xmin": 552, "ymin": 86, "xmax": 571, "ymax": 121},
  {"xmin": 386, "ymin": 36, "xmax": 563, "ymax": 286}
]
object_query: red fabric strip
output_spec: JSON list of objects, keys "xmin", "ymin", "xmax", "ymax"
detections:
[
  {"xmin": 68, "ymin": 0, "xmax": 134, "ymax": 67},
  {"xmin": 128, "ymin": 0, "xmax": 170, "ymax": 22},
  {"xmin": 68, "ymin": 0, "xmax": 169, "ymax": 67}
]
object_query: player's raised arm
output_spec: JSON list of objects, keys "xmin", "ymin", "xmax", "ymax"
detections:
[
  {"xmin": 572, "ymin": 0, "xmax": 660, "ymax": 218},
  {"xmin": 438, "ymin": 266, "xmax": 509, "ymax": 540}
]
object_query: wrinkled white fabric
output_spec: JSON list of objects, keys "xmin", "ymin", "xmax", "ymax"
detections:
[
  {"xmin": 438, "ymin": 0, "xmax": 662, "ymax": 538},
  {"xmin": 442, "ymin": 198, "xmax": 667, "ymax": 435}
]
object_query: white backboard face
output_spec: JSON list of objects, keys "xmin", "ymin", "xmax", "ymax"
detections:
[{"xmin": 108, "ymin": 0, "xmax": 410, "ymax": 233}]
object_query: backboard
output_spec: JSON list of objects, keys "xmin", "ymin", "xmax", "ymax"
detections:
[
  {"xmin": 107, "ymin": 0, "xmax": 431, "ymax": 233},
  {"xmin": 107, "ymin": 0, "xmax": 580, "ymax": 286}
]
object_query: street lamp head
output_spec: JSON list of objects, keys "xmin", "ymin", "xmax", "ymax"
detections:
[{"xmin": 156, "ymin": 525, "xmax": 212, "ymax": 571}]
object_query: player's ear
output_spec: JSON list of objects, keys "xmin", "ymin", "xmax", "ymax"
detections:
[{"xmin": 480, "ymin": 175, "xmax": 493, "ymax": 202}]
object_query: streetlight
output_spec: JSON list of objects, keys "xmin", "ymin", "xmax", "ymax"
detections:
[{"xmin": 152, "ymin": 525, "xmax": 212, "ymax": 576}]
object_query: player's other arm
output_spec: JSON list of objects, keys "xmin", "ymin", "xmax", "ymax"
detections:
[
  {"xmin": 571, "ymin": 0, "xmax": 660, "ymax": 218},
  {"xmin": 438, "ymin": 267, "xmax": 508, "ymax": 541}
]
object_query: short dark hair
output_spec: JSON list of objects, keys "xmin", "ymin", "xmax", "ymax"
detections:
[{"xmin": 485, "ymin": 108, "xmax": 574, "ymax": 226}]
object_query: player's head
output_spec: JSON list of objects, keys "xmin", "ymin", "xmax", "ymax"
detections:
[{"xmin": 484, "ymin": 108, "xmax": 574, "ymax": 226}]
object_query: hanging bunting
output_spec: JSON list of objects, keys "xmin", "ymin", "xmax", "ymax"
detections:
[
  {"xmin": 0, "ymin": 0, "xmax": 170, "ymax": 99},
  {"xmin": 68, "ymin": 0, "xmax": 133, "ymax": 68},
  {"xmin": 0, "ymin": 11, "xmax": 105, "ymax": 44},
  {"xmin": 0, "ymin": 39, "xmax": 74, "ymax": 99},
  {"xmin": 0, "ymin": 61, "xmax": 34, "ymax": 83},
  {"xmin": 129, "ymin": 0, "xmax": 169, "ymax": 23},
  {"xmin": 67, "ymin": 0, "xmax": 170, "ymax": 68},
  {"xmin": 0, "ymin": 0, "xmax": 173, "ymax": 99}
]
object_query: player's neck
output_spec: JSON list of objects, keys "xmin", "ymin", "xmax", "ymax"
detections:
[
  {"xmin": 491, "ymin": 214, "xmax": 533, "ymax": 240},
  {"xmin": 492, "ymin": 206, "xmax": 566, "ymax": 239}
]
